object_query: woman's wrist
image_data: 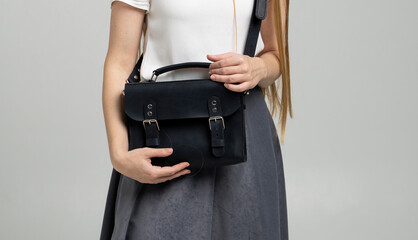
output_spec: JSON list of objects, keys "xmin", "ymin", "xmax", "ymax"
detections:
[
  {"xmin": 110, "ymin": 148, "xmax": 128, "ymax": 171},
  {"xmin": 255, "ymin": 52, "xmax": 281, "ymax": 89},
  {"xmin": 250, "ymin": 56, "xmax": 268, "ymax": 88}
]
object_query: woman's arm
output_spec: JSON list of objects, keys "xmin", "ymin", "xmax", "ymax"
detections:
[
  {"xmin": 103, "ymin": 2, "xmax": 144, "ymax": 166},
  {"xmin": 254, "ymin": 0, "xmax": 287, "ymax": 88},
  {"xmin": 102, "ymin": 2, "xmax": 190, "ymax": 184},
  {"xmin": 206, "ymin": 0, "xmax": 287, "ymax": 91}
]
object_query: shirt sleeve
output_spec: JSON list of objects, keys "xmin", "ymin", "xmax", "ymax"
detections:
[{"xmin": 110, "ymin": 0, "xmax": 150, "ymax": 13}]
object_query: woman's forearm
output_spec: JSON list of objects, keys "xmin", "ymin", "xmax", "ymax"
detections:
[
  {"xmin": 102, "ymin": 57, "xmax": 133, "ymax": 169},
  {"xmin": 255, "ymin": 51, "xmax": 282, "ymax": 89}
]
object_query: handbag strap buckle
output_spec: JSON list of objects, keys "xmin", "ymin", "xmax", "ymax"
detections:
[
  {"xmin": 208, "ymin": 116, "xmax": 225, "ymax": 130},
  {"xmin": 143, "ymin": 119, "xmax": 160, "ymax": 131},
  {"xmin": 207, "ymin": 96, "xmax": 225, "ymax": 157}
]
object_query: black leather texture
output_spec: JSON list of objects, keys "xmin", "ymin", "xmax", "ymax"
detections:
[
  {"xmin": 124, "ymin": 79, "xmax": 247, "ymax": 174},
  {"xmin": 153, "ymin": 62, "xmax": 211, "ymax": 77},
  {"xmin": 255, "ymin": 0, "xmax": 268, "ymax": 20},
  {"xmin": 122, "ymin": 0, "xmax": 265, "ymax": 174}
]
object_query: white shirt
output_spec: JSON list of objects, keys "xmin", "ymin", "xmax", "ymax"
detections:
[{"xmin": 111, "ymin": 0, "xmax": 264, "ymax": 82}]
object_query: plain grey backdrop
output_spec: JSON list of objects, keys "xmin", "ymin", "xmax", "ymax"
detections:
[{"xmin": 1, "ymin": 0, "xmax": 417, "ymax": 239}]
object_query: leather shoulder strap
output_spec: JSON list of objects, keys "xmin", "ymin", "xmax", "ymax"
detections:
[{"xmin": 244, "ymin": 0, "xmax": 267, "ymax": 57}]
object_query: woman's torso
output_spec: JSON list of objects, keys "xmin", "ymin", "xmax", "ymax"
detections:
[{"xmin": 138, "ymin": 0, "xmax": 264, "ymax": 82}]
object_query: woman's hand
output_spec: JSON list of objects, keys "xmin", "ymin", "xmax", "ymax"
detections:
[
  {"xmin": 112, "ymin": 147, "xmax": 191, "ymax": 184},
  {"xmin": 207, "ymin": 52, "xmax": 267, "ymax": 92}
]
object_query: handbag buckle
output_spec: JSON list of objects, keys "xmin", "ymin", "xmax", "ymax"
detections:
[
  {"xmin": 208, "ymin": 116, "xmax": 225, "ymax": 130},
  {"xmin": 143, "ymin": 119, "xmax": 160, "ymax": 131}
]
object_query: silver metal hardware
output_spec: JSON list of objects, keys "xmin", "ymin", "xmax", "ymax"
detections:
[
  {"xmin": 212, "ymin": 107, "xmax": 217, "ymax": 113},
  {"xmin": 150, "ymin": 71, "xmax": 158, "ymax": 82},
  {"xmin": 147, "ymin": 111, "xmax": 152, "ymax": 116},
  {"xmin": 122, "ymin": 79, "xmax": 129, "ymax": 96},
  {"xmin": 211, "ymin": 100, "xmax": 217, "ymax": 105},
  {"xmin": 147, "ymin": 104, "xmax": 153, "ymax": 109},
  {"xmin": 208, "ymin": 116, "xmax": 225, "ymax": 130},
  {"xmin": 134, "ymin": 75, "xmax": 138, "ymax": 79},
  {"xmin": 143, "ymin": 119, "xmax": 160, "ymax": 131}
]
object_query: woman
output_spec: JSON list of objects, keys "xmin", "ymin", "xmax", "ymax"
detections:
[{"xmin": 101, "ymin": 0, "xmax": 292, "ymax": 239}]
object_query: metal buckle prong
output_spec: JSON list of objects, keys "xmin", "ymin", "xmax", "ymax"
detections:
[
  {"xmin": 208, "ymin": 116, "xmax": 225, "ymax": 130},
  {"xmin": 143, "ymin": 119, "xmax": 160, "ymax": 131}
]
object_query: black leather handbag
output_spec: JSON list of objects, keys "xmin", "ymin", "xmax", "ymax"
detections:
[{"xmin": 123, "ymin": 0, "xmax": 267, "ymax": 174}]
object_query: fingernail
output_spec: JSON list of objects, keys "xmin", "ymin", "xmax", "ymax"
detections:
[{"xmin": 167, "ymin": 148, "xmax": 173, "ymax": 153}]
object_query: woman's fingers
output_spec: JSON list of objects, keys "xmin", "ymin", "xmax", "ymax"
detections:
[
  {"xmin": 141, "ymin": 147, "xmax": 173, "ymax": 158},
  {"xmin": 150, "ymin": 161, "xmax": 190, "ymax": 178},
  {"xmin": 157, "ymin": 169, "xmax": 191, "ymax": 183},
  {"xmin": 132, "ymin": 147, "xmax": 192, "ymax": 183},
  {"xmin": 210, "ymin": 73, "xmax": 248, "ymax": 84},
  {"xmin": 209, "ymin": 65, "xmax": 249, "ymax": 78},
  {"xmin": 224, "ymin": 82, "xmax": 251, "ymax": 92},
  {"xmin": 139, "ymin": 147, "xmax": 191, "ymax": 179},
  {"xmin": 209, "ymin": 65, "xmax": 248, "ymax": 76},
  {"xmin": 207, "ymin": 52, "xmax": 258, "ymax": 91},
  {"xmin": 208, "ymin": 54, "xmax": 244, "ymax": 70},
  {"xmin": 142, "ymin": 147, "xmax": 173, "ymax": 158}
]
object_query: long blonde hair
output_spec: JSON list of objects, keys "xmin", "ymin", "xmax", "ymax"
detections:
[
  {"xmin": 139, "ymin": 0, "xmax": 293, "ymax": 143},
  {"xmin": 263, "ymin": 0, "xmax": 292, "ymax": 143},
  {"xmin": 233, "ymin": 0, "xmax": 292, "ymax": 143}
]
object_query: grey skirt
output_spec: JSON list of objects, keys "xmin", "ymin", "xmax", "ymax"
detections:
[{"xmin": 100, "ymin": 85, "xmax": 288, "ymax": 240}]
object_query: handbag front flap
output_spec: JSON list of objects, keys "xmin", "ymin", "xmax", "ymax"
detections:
[{"xmin": 124, "ymin": 79, "xmax": 243, "ymax": 122}]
